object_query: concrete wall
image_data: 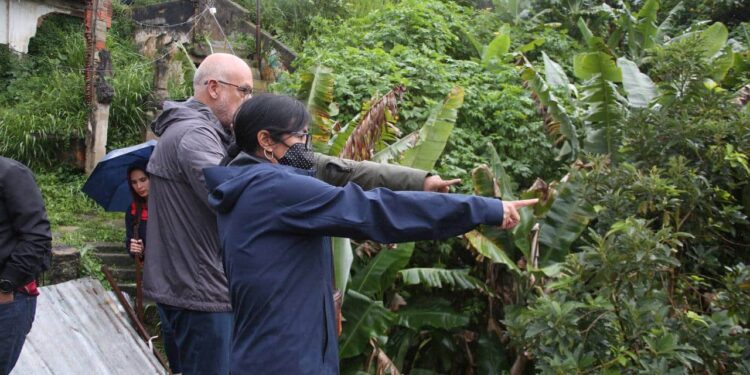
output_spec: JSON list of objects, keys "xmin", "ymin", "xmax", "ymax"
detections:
[{"xmin": 1, "ymin": 0, "xmax": 84, "ymax": 53}]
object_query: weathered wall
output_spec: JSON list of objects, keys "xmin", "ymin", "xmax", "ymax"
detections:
[{"xmin": 0, "ymin": 0, "xmax": 84, "ymax": 53}]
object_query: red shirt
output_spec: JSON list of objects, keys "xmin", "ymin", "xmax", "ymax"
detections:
[{"xmin": 18, "ymin": 280, "xmax": 39, "ymax": 296}]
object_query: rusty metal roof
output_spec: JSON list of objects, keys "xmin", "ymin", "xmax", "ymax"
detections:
[{"xmin": 13, "ymin": 278, "xmax": 165, "ymax": 375}]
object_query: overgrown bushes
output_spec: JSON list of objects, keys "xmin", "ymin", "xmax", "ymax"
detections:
[
  {"xmin": 274, "ymin": 0, "xmax": 561, "ymax": 185},
  {"xmin": 272, "ymin": 0, "xmax": 750, "ymax": 373},
  {"xmin": 0, "ymin": 7, "xmax": 154, "ymax": 167}
]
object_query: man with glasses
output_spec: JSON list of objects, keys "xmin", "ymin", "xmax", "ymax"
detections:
[{"xmin": 144, "ymin": 53, "xmax": 460, "ymax": 375}]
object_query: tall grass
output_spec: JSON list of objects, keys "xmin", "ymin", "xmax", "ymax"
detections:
[{"xmin": 0, "ymin": 10, "xmax": 154, "ymax": 167}]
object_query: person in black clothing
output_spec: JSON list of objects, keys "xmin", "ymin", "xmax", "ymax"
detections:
[
  {"xmin": 0, "ymin": 157, "xmax": 51, "ymax": 375},
  {"xmin": 125, "ymin": 163, "xmax": 182, "ymax": 374}
]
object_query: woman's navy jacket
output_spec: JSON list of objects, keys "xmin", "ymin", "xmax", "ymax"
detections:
[{"xmin": 204, "ymin": 163, "xmax": 504, "ymax": 375}]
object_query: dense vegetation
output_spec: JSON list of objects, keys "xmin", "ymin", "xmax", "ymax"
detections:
[
  {"xmin": 270, "ymin": 0, "xmax": 750, "ymax": 373},
  {"xmin": 1, "ymin": 0, "xmax": 749, "ymax": 373}
]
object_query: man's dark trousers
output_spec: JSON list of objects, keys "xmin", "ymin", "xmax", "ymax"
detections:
[
  {"xmin": 0, "ymin": 292, "xmax": 36, "ymax": 375},
  {"xmin": 156, "ymin": 304, "xmax": 182, "ymax": 374},
  {"xmin": 158, "ymin": 303, "xmax": 232, "ymax": 375}
]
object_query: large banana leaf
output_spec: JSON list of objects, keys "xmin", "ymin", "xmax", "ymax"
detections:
[
  {"xmin": 486, "ymin": 143, "xmax": 516, "ymax": 200},
  {"xmin": 573, "ymin": 52, "xmax": 622, "ymax": 82},
  {"xmin": 580, "ymin": 78, "xmax": 627, "ymax": 155},
  {"xmin": 699, "ymin": 23, "xmax": 729, "ymax": 60},
  {"xmin": 482, "ymin": 30, "xmax": 511, "ymax": 69},
  {"xmin": 399, "ymin": 87, "xmax": 464, "ymax": 171},
  {"xmin": 617, "ymin": 57, "xmax": 657, "ymax": 108},
  {"xmin": 371, "ymin": 131, "xmax": 419, "ymax": 164},
  {"xmin": 397, "ymin": 298, "xmax": 469, "ymax": 330},
  {"xmin": 543, "ymin": 52, "xmax": 571, "ymax": 96},
  {"xmin": 333, "ymin": 237, "xmax": 354, "ymax": 293},
  {"xmin": 538, "ymin": 171, "xmax": 596, "ymax": 262},
  {"xmin": 631, "ymin": 0, "xmax": 659, "ymax": 55},
  {"xmin": 399, "ymin": 268, "xmax": 486, "ymax": 290},
  {"xmin": 669, "ymin": 22, "xmax": 728, "ymax": 59},
  {"xmin": 350, "ymin": 243, "xmax": 415, "ymax": 298},
  {"xmin": 299, "ymin": 66, "xmax": 336, "ymax": 153},
  {"xmin": 465, "ymin": 230, "xmax": 521, "ymax": 275},
  {"xmin": 574, "ymin": 52, "xmax": 627, "ymax": 156},
  {"xmin": 339, "ymin": 290, "xmax": 396, "ymax": 359},
  {"xmin": 327, "ymin": 113, "xmax": 360, "ymax": 157},
  {"xmin": 522, "ymin": 61, "xmax": 579, "ymax": 160}
]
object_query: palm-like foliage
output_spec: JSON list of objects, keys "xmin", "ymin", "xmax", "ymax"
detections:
[
  {"xmin": 338, "ymin": 88, "xmax": 466, "ymax": 360},
  {"xmin": 398, "ymin": 87, "xmax": 464, "ymax": 171},
  {"xmin": 298, "ymin": 65, "xmax": 471, "ymax": 366},
  {"xmin": 573, "ymin": 51, "xmax": 628, "ymax": 156},
  {"xmin": 521, "ymin": 55, "xmax": 580, "ymax": 161},
  {"xmin": 340, "ymin": 86, "xmax": 406, "ymax": 160},
  {"xmin": 399, "ymin": 268, "xmax": 487, "ymax": 291},
  {"xmin": 298, "ymin": 66, "xmax": 337, "ymax": 153}
]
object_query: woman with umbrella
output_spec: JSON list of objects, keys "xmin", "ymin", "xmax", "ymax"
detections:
[
  {"xmin": 125, "ymin": 162, "xmax": 148, "ymax": 259},
  {"xmin": 125, "ymin": 162, "xmax": 182, "ymax": 375}
]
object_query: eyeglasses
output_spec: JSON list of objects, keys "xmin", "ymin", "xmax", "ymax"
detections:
[
  {"xmin": 204, "ymin": 80, "xmax": 253, "ymax": 98},
  {"xmin": 281, "ymin": 131, "xmax": 311, "ymax": 148}
]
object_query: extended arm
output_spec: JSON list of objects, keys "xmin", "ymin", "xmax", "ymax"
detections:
[
  {"xmin": 274, "ymin": 170, "xmax": 504, "ymax": 243},
  {"xmin": 313, "ymin": 153, "xmax": 428, "ymax": 191}
]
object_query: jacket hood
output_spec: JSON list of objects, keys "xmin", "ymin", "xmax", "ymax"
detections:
[
  {"xmin": 205, "ymin": 162, "xmax": 314, "ymax": 214},
  {"xmin": 151, "ymin": 98, "xmax": 231, "ymax": 143},
  {"xmin": 204, "ymin": 166, "xmax": 257, "ymax": 214}
]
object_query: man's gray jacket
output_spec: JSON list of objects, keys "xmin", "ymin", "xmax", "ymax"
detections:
[{"xmin": 144, "ymin": 98, "xmax": 429, "ymax": 312}]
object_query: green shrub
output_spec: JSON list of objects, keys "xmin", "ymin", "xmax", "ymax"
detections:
[
  {"xmin": 274, "ymin": 0, "xmax": 560, "ymax": 185},
  {"xmin": 506, "ymin": 218, "xmax": 750, "ymax": 373}
]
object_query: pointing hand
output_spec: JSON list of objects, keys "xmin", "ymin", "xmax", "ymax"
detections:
[{"xmin": 501, "ymin": 199, "xmax": 539, "ymax": 229}]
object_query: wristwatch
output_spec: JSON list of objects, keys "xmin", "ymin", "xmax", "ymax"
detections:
[{"xmin": 0, "ymin": 279, "xmax": 14, "ymax": 294}]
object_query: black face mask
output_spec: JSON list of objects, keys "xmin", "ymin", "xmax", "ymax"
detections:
[{"xmin": 278, "ymin": 143, "xmax": 315, "ymax": 170}]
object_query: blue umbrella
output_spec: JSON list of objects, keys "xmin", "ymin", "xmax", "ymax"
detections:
[{"xmin": 82, "ymin": 140, "xmax": 157, "ymax": 212}]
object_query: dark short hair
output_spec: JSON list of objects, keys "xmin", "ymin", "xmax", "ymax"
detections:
[{"xmin": 233, "ymin": 94, "xmax": 311, "ymax": 154}]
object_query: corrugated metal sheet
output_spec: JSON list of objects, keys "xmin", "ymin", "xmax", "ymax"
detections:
[{"xmin": 13, "ymin": 278, "xmax": 165, "ymax": 375}]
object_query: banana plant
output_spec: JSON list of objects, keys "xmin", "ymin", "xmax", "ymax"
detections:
[
  {"xmin": 465, "ymin": 143, "xmax": 595, "ymax": 271},
  {"xmin": 461, "ymin": 143, "xmax": 595, "ymax": 374},
  {"xmin": 339, "ymin": 86, "xmax": 406, "ymax": 161},
  {"xmin": 605, "ymin": 0, "xmax": 660, "ymax": 64},
  {"xmin": 573, "ymin": 51, "xmax": 628, "ymax": 156},
  {"xmin": 520, "ymin": 54, "xmax": 580, "ymax": 161},
  {"xmin": 298, "ymin": 66, "xmax": 473, "ymax": 366},
  {"xmin": 340, "ymin": 87, "xmax": 466, "ymax": 363},
  {"xmin": 299, "ymin": 69, "xmax": 412, "ymax": 294},
  {"xmin": 299, "ymin": 66, "xmax": 338, "ymax": 153},
  {"xmin": 522, "ymin": 27, "xmax": 660, "ymax": 160}
]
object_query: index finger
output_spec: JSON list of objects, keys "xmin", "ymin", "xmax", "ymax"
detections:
[
  {"xmin": 510, "ymin": 199, "xmax": 539, "ymax": 208},
  {"xmin": 443, "ymin": 178, "xmax": 462, "ymax": 186}
]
